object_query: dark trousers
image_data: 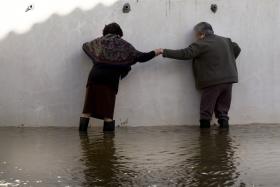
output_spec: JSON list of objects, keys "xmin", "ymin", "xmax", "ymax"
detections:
[{"xmin": 200, "ymin": 84, "xmax": 233, "ymax": 121}]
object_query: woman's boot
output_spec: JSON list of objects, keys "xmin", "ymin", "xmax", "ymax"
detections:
[
  {"xmin": 218, "ymin": 119, "xmax": 229, "ymax": 128},
  {"xmin": 79, "ymin": 117, "xmax": 90, "ymax": 132},
  {"xmin": 103, "ymin": 120, "xmax": 115, "ymax": 132},
  {"xmin": 200, "ymin": 120, "xmax": 211, "ymax": 128}
]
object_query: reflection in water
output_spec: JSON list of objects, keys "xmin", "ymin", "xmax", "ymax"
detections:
[
  {"xmin": 78, "ymin": 127, "xmax": 240, "ymax": 186},
  {"xmin": 79, "ymin": 132, "xmax": 118, "ymax": 186},
  {"xmin": 1, "ymin": 125, "xmax": 280, "ymax": 186},
  {"xmin": 79, "ymin": 131, "xmax": 135, "ymax": 186},
  {"xmin": 190, "ymin": 129, "xmax": 239, "ymax": 187}
]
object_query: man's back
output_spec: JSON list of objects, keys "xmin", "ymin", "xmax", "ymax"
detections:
[
  {"xmin": 193, "ymin": 34, "xmax": 241, "ymax": 89},
  {"xmin": 163, "ymin": 34, "xmax": 241, "ymax": 89}
]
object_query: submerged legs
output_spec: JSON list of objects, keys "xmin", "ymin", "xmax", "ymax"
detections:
[
  {"xmin": 79, "ymin": 115, "xmax": 115, "ymax": 132},
  {"xmin": 103, "ymin": 118, "xmax": 115, "ymax": 132},
  {"xmin": 79, "ymin": 114, "xmax": 90, "ymax": 132}
]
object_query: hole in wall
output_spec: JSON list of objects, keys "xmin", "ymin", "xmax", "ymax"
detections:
[
  {"xmin": 122, "ymin": 3, "xmax": 131, "ymax": 13},
  {"xmin": 211, "ymin": 4, "xmax": 218, "ymax": 13},
  {"xmin": 25, "ymin": 4, "xmax": 34, "ymax": 12}
]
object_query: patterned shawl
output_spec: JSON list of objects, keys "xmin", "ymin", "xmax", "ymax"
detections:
[{"xmin": 82, "ymin": 34, "xmax": 140, "ymax": 66}]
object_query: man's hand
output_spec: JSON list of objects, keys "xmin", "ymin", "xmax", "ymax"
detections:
[{"xmin": 154, "ymin": 48, "xmax": 164, "ymax": 56}]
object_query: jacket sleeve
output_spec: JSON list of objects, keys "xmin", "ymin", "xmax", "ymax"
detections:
[
  {"xmin": 135, "ymin": 51, "xmax": 156, "ymax": 63},
  {"xmin": 231, "ymin": 42, "xmax": 241, "ymax": 59},
  {"xmin": 162, "ymin": 43, "xmax": 201, "ymax": 60}
]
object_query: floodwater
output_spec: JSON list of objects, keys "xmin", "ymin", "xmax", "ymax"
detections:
[{"xmin": 0, "ymin": 125, "xmax": 280, "ymax": 187}]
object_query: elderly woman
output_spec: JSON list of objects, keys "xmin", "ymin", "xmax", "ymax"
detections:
[{"xmin": 80, "ymin": 23, "xmax": 160, "ymax": 132}]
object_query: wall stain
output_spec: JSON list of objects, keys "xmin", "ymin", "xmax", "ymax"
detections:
[
  {"xmin": 169, "ymin": 0, "xmax": 171, "ymax": 11},
  {"xmin": 165, "ymin": 0, "xmax": 171, "ymax": 16}
]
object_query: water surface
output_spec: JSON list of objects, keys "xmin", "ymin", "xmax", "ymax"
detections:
[{"xmin": 0, "ymin": 125, "xmax": 280, "ymax": 186}]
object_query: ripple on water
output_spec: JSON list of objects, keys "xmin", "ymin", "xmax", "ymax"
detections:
[{"xmin": 0, "ymin": 125, "xmax": 280, "ymax": 186}]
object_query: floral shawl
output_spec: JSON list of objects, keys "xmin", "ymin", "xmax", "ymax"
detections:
[{"xmin": 82, "ymin": 34, "xmax": 140, "ymax": 66}]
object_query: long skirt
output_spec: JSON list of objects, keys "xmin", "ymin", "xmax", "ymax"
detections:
[{"xmin": 82, "ymin": 84, "xmax": 117, "ymax": 120}]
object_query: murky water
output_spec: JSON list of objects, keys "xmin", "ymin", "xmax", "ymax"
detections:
[{"xmin": 1, "ymin": 125, "xmax": 280, "ymax": 187}]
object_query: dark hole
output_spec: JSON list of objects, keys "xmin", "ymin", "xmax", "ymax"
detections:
[
  {"xmin": 123, "ymin": 3, "xmax": 131, "ymax": 13},
  {"xmin": 211, "ymin": 4, "xmax": 218, "ymax": 13}
]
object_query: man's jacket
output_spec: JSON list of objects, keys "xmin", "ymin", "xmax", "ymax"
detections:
[{"xmin": 163, "ymin": 34, "xmax": 241, "ymax": 89}]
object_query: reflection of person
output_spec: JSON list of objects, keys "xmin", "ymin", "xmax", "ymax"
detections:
[
  {"xmin": 79, "ymin": 23, "xmax": 161, "ymax": 132},
  {"xmin": 79, "ymin": 132, "xmax": 117, "ymax": 186},
  {"xmin": 191, "ymin": 130, "xmax": 238, "ymax": 186},
  {"xmin": 157, "ymin": 22, "xmax": 241, "ymax": 128}
]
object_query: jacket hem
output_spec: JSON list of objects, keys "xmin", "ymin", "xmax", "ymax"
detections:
[{"xmin": 196, "ymin": 77, "xmax": 238, "ymax": 89}]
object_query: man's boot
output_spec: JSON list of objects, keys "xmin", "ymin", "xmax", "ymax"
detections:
[
  {"xmin": 218, "ymin": 119, "xmax": 229, "ymax": 128},
  {"xmin": 200, "ymin": 120, "xmax": 210, "ymax": 128},
  {"xmin": 103, "ymin": 120, "xmax": 115, "ymax": 132},
  {"xmin": 79, "ymin": 117, "xmax": 90, "ymax": 132}
]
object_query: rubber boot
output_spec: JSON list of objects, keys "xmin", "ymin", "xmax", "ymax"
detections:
[
  {"xmin": 218, "ymin": 119, "xmax": 229, "ymax": 129},
  {"xmin": 200, "ymin": 120, "xmax": 211, "ymax": 128},
  {"xmin": 103, "ymin": 120, "xmax": 115, "ymax": 132},
  {"xmin": 79, "ymin": 117, "xmax": 90, "ymax": 132}
]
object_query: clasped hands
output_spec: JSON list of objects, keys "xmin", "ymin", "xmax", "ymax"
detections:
[{"xmin": 154, "ymin": 48, "xmax": 164, "ymax": 56}]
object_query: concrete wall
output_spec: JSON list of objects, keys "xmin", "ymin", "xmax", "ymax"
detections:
[{"xmin": 0, "ymin": 0, "xmax": 279, "ymax": 127}]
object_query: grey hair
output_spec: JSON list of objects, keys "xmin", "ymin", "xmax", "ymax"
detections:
[{"xmin": 194, "ymin": 22, "xmax": 214, "ymax": 35}]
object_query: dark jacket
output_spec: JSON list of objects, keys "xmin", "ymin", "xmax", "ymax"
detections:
[{"xmin": 163, "ymin": 35, "xmax": 241, "ymax": 89}]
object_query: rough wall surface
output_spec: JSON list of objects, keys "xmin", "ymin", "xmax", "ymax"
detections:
[{"xmin": 0, "ymin": 0, "xmax": 279, "ymax": 126}]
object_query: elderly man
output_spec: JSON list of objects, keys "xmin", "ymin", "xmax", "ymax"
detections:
[{"xmin": 158, "ymin": 22, "xmax": 241, "ymax": 128}]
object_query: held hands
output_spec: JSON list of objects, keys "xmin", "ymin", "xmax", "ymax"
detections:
[{"xmin": 154, "ymin": 48, "xmax": 164, "ymax": 56}]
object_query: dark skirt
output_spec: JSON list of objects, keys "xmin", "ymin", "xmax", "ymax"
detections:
[{"xmin": 83, "ymin": 84, "xmax": 117, "ymax": 119}]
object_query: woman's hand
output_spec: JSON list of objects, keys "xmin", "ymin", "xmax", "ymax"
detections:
[{"xmin": 154, "ymin": 48, "xmax": 164, "ymax": 56}]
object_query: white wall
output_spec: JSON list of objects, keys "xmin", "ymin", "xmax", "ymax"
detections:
[{"xmin": 0, "ymin": 0, "xmax": 279, "ymax": 127}]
